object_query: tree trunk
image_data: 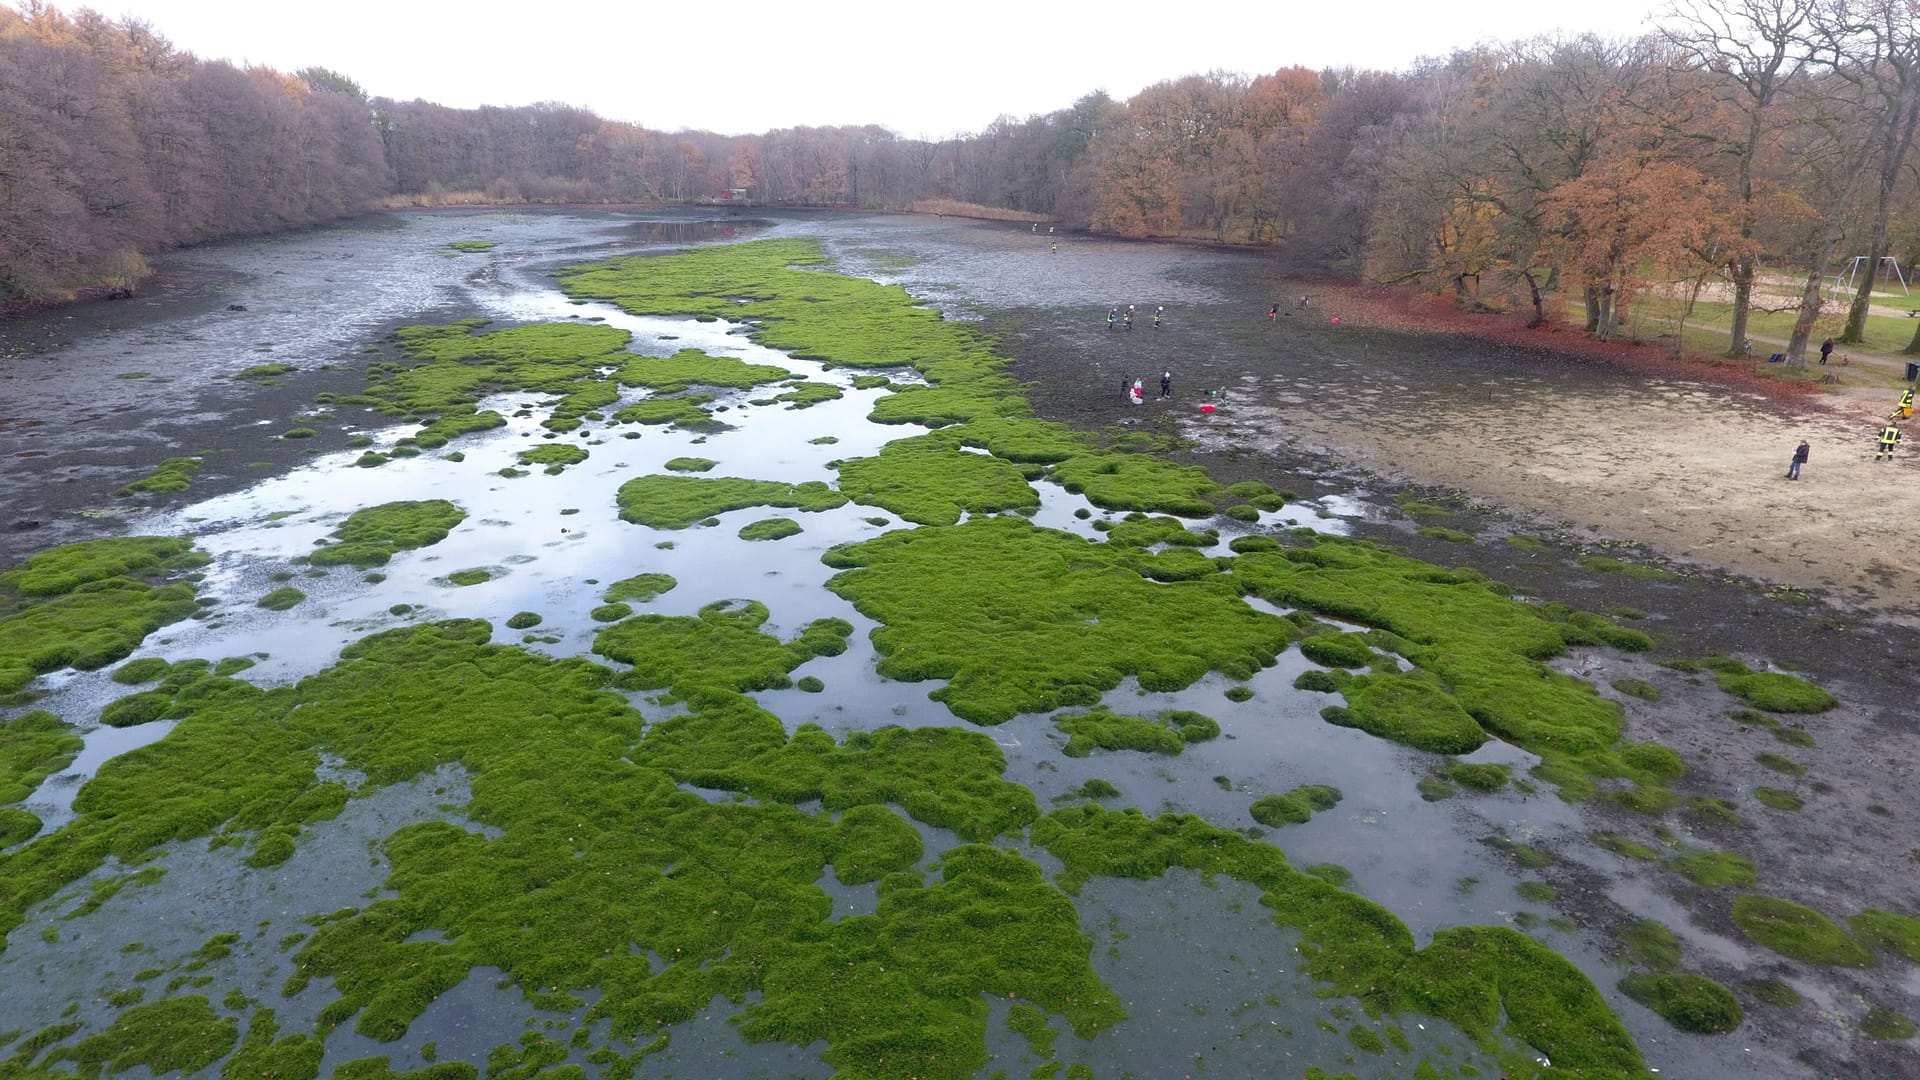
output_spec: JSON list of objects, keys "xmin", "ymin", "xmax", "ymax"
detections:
[
  {"xmin": 1843, "ymin": 240, "xmax": 1887, "ymax": 344},
  {"xmin": 1904, "ymin": 319, "xmax": 1920, "ymax": 355},
  {"xmin": 1728, "ymin": 254, "xmax": 1754, "ymax": 358},
  {"xmin": 1584, "ymin": 285, "xmax": 1601, "ymax": 333},
  {"xmin": 1523, "ymin": 268, "xmax": 1545, "ymax": 328},
  {"xmin": 1594, "ymin": 286, "xmax": 1616, "ymax": 342},
  {"xmin": 1786, "ymin": 266, "xmax": 1826, "ymax": 365}
]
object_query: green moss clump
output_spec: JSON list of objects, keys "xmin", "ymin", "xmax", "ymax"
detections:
[
  {"xmin": 0, "ymin": 807, "xmax": 42, "ymax": 846},
  {"xmin": 309, "ymin": 500, "xmax": 467, "ymax": 567},
  {"xmin": 1224, "ymin": 686, "xmax": 1254, "ymax": 703},
  {"xmin": 1849, "ymin": 909, "xmax": 1920, "ymax": 963},
  {"xmin": 1005, "ymin": 1002, "xmax": 1059, "ymax": 1060},
  {"xmin": 517, "ymin": 444, "xmax": 589, "ymax": 473},
  {"xmin": 413, "ymin": 410, "xmax": 505, "ymax": 449},
  {"xmin": 1417, "ymin": 526, "xmax": 1473, "ymax": 543},
  {"xmin": 1754, "ymin": 753, "xmax": 1805, "ymax": 776},
  {"xmin": 3, "ymin": 611, "xmax": 1113, "ymax": 1067},
  {"xmin": 776, "ymin": 382, "xmax": 843, "ymax": 409},
  {"xmin": 1753, "ymin": 786, "xmax": 1803, "ymax": 811},
  {"xmin": 1610, "ymin": 678, "xmax": 1660, "ymax": 701},
  {"xmin": 110, "ymin": 657, "xmax": 172, "ymax": 684},
  {"xmin": 1668, "ymin": 849, "xmax": 1757, "ymax": 888},
  {"xmin": 1347, "ymin": 1023, "xmax": 1386, "ymax": 1053},
  {"xmin": 1617, "ymin": 973, "xmax": 1742, "ymax": 1034},
  {"xmin": 1684, "ymin": 796, "xmax": 1743, "ymax": 827},
  {"xmin": 41, "ymin": 995, "xmax": 238, "ymax": 1075},
  {"xmin": 1248, "ymin": 793, "xmax": 1309, "ymax": 827},
  {"xmin": 595, "ymin": 599, "xmax": 851, "ymax": 696},
  {"xmin": 114, "ymin": 456, "xmax": 202, "ymax": 497},
  {"xmin": 447, "ymin": 240, "xmax": 495, "ymax": 252},
  {"xmin": 1165, "ymin": 710, "xmax": 1219, "ymax": 742},
  {"xmin": 220, "ymin": 1008, "xmax": 323, "ymax": 1080},
  {"xmin": 603, "ymin": 574, "xmax": 676, "ymax": 604},
  {"xmin": 0, "ymin": 537, "xmax": 203, "ymax": 599},
  {"xmin": 282, "ymin": 427, "xmax": 317, "ymax": 439},
  {"xmin": 445, "ymin": 569, "xmax": 492, "ymax": 587},
  {"xmin": 1224, "ymin": 503, "xmax": 1261, "ymax": 523},
  {"xmin": 236, "ymin": 362, "xmax": 298, "ymax": 380},
  {"xmin": 1236, "ymin": 537, "xmax": 1644, "ymax": 771},
  {"xmin": 1861, "ymin": 1005, "xmax": 1915, "ymax": 1040},
  {"xmin": 257, "ymin": 587, "xmax": 306, "ymax": 611},
  {"xmin": 1293, "ymin": 669, "xmax": 1349, "ymax": 694},
  {"xmin": 796, "ymin": 676, "xmax": 825, "ymax": 693},
  {"xmin": 1049, "ymin": 453, "xmax": 1219, "ymax": 517},
  {"xmin": 1746, "ymin": 978, "xmax": 1799, "ymax": 1007},
  {"xmin": 1320, "ymin": 670, "xmax": 1487, "ymax": 755},
  {"xmin": 823, "ymin": 517, "xmax": 1294, "ymax": 724},
  {"xmin": 739, "ymin": 518, "xmax": 803, "ymax": 541},
  {"xmin": 1416, "ymin": 776, "xmax": 1456, "ymax": 801},
  {"xmin": 826, "ymin": 804, "xmax": 923, "ymax": 885},
  {"xmin": 1619, "ymin": 918, "xmax": 1681, "ymax": 972},
  {"xmin": 590, "ymin": 603, "xmax": 633, "ymax": 623},
  {"xmin": 616, "ymin": 474, "xmax": 846, "ymax": 529},
  {"xmin": 1305, "ymin": 863, "xmax": 1352, "ymax": 887},
  {"xmin": 373, "ymin": 321, "xmax": 634, "ymax": 438},
  {"xmin": 1032, "ymin": 805, "xmax": 1646, "ymax": 1074},
  {"xmin": 1, "ymin": 710, "xmax": 83, "ymax": 807},
  {"xmin": 614, "ymin": 347, "xmax": 792, "ymax": 394},
  {"xmin": 836, "ymin": 432, "xmax": 1040, "ymax": 526},
  {"xmin": 1730, "ymin": 896, "xmax": 1875, "ymax": 966},
  {"xmin": 1074, "ymin": 778, "xmax": 1121, "ymax": 799},
  {"xmin": 1706, "ymin": 659, "xmax": 1837, "ymax": 713},
  {"xmin": 504, "ymin": 612, "xmax": 542, "ymax": 630},
  {"xmin": 0, "ymin": 539, "xmax": 204, "ymax": 695},
  {"xmin": 612, "ymin": 394, "xmax": 717, "ymax": 429},
  {"xmin": 100, "ymin": 690, "xmax": 173, "ymax": 728},
  {"xmin": 1055, "ymin": 709, "xmax": 1185, "ymax": 758},
  {"xmin": 1516, "ymin": 881, "xmax": 1558, "ymax": 903},
  {"xmin": 1448, "ymin": 763, "xmax": 1510, "ymax": 792},
  {"xmin": 1299, "ymin": 632, "xmax": 1375, "ymax": 669},
  {"xmin": 664, "ymin": 457, "xmax": 717, "ymax": 472},
  {"xmin": 1249, "ymin": 785, "xmax": 1340, "ymax": 828}
]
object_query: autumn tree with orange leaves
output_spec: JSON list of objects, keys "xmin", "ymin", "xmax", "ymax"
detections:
[{"xmin": 1541, "ymin": 158, "xmax": 1738, "ymax": 341}]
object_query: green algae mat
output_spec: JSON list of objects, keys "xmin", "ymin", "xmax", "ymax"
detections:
[{"xmin": 6, "ymin": 234, "xmax": 1838, "ymax": 1078}]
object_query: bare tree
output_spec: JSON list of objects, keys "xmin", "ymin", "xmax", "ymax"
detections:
[{"xmin": 1662, "ymin": 0, "xmax": 1822, "ymax": 357}]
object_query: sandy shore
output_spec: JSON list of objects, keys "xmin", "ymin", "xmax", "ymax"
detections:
[{"xmin": 1234, "ymin": 285, "xmax": 1920, "ymax": 623}]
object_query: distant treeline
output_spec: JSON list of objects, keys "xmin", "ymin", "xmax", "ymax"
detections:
[{"xmin": 4, "ymin": 1, "xmax": 1918, "ymax": 359}]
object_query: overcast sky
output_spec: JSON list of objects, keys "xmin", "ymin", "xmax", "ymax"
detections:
[{"xmin": 78, "ymin": 1, "xmax": 1668, "ymax": 138}]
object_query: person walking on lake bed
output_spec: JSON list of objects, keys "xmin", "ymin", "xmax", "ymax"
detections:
[{"xmin": 1787, "ymin": 440, "xmax": 1809, "ymax": 480}]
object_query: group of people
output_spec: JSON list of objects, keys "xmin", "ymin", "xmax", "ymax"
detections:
[
  {"xmin": 1787, "ymin": 383, "xmax": 1917, "ymax": 476},
  {"xmin": 1107, "ymin": 305, "xmax": 1165, "ymax": 331},
  {"xmin": 1122, "ymin": 372, "xmax": 1174, "ymax": 405},
  {"xmin": 1267, "ymin": 295, "xmax": 1311, "ymax": 319}
]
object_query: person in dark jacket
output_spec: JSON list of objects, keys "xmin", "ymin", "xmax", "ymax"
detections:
[
  {"xmin": 1787, "ymin": 440, "xmax": 1809, "ymax": 480},
  {"xmin": 1820, "ymin": 337, "xmax": 1834, "ymax": 364}
]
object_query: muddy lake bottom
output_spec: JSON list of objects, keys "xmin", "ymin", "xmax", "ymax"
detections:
[{"xmin": 0, "ymin": 209, "xmax": 1916, "ymax": 1079}]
